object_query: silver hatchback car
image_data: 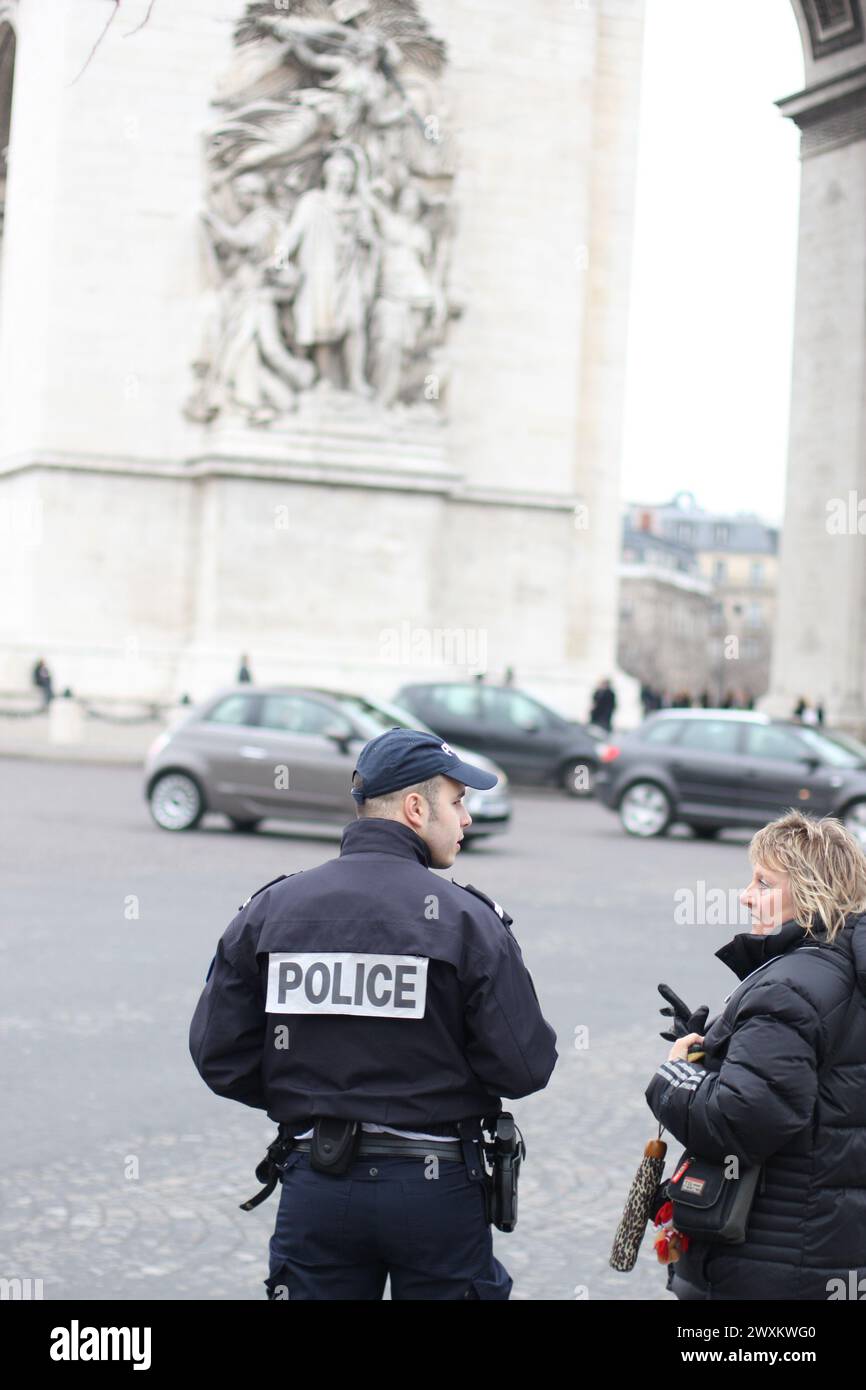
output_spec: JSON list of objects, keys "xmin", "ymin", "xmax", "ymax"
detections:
[{"xmin": 144, "ymin": 686, "xmax": 511, "ymax": 841}]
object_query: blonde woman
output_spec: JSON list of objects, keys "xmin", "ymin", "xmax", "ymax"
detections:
[{"xmin": 646, "ymin": 810, "xmax": 866, "ymax": 1300}]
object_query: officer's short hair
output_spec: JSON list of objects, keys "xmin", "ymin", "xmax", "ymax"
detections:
[{"xmin": 352, "ymin": 773, "xmax": 441, "ymax": 819}]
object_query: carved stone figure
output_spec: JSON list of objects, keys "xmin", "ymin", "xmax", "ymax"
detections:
[
  {"xmin": 368, "ymin": 181, "xmax": 439, "ymax": 406},
  {"xmin": 276, "ymin": 146, "xmax": 378, "ymax": 395},
  {"xmin": 187, "ymin": 0, "xmax": 456, "ymax": 422},
  {"xmin": 186, "ymin": 172, "xmax": 314, "ymax": 425}
]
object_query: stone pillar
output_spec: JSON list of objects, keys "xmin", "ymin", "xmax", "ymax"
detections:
[
  {"xmin": 571, "ymin": 0, "xmax": 646, "ymax": 727},
  {"xmin": 764, "ymin": 1, "xmax": 866, "ymax": 733}
]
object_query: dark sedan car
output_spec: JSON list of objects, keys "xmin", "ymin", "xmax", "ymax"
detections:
[
  {"xmin": 394, "ymin": 681, "xmax": 600, "ymax": 795},
  {"xmin": 594, "ymin": 708, "xmax": 866, "ymax": 843}
]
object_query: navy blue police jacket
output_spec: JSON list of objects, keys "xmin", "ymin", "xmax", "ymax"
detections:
[{"xmin": 189, "ymin": 818, "xmax": 558, "ymax": 1129}]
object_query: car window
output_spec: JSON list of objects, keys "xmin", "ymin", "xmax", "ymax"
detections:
[
  {"xmin": 797, "ymin": 727, "xmax": 866, "ymax": 768},
  {"xmin": 744, "ymin": 725, "xmax": 809, "ymax": 762},
  {"xmin": 205, "ymin": 695, "xmax": 257, "ymax": 726},
  {"xmin": 642, "ymin": 719, "xmax": 684, "ymax": 745},
  {"xmin": 429, "ymin": 685, "xmax": 484, "ymax": 719},
  {"xmin": 483, "ymin": 689, "xmax": 549, "ymax": 731},
  {"xmin": 813, "ymin": 728, "xmax": 866, "ymax": 761},
  {"xmin": 677, "ymin": 720, "xmax": 741, "ymax": 755},
  {"xmin": 260, "ymin": 695, "xmax": 340, "ymax": 736},
  {"xmin": 332, "ymin": 695, "xmax": 436, "ymax": 740}
]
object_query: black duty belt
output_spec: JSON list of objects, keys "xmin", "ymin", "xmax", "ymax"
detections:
[
  {"xmin": 240, "ymin": 1118, "xmax": 495, "ymax": 1210},
  {"xmin": 241, "ymin": 1116, "xmax": 523, "ymax": 1229},
  {"xmin": 293, "ymin": 1135, "xmax": 463, "ymax": 1160},
  {"xmin": 240, "ymin": 1129, "xmax": 467, "ymax": 1208}
]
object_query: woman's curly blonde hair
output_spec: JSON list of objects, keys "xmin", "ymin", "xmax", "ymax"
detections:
[{"xmin": 750, "ymin": 810, "xmax": 866, "ymax": 942}]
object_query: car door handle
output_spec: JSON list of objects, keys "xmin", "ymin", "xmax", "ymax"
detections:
[{"xmin": 238, "ymin": 745, "xmax": 267, "ymax": 759}]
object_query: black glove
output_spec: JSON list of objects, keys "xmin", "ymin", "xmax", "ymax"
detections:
[{"xmin": 658, "ymin": 983, "xmax": 709, "ymax": 1042}]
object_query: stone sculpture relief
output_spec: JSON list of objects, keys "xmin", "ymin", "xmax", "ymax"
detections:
[{"xmin": 186, "ymin": 0, "xmax": 457, "ymax": 426}]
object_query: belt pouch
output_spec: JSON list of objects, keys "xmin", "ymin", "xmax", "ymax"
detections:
[{"xmin": 310, "ymin": 1118, "xmax": 361, "ymax": 1175}]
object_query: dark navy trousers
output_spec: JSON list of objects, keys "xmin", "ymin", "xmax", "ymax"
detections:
[{"xmin": 265, "ymin": 1150, "xmax": 512, "ymax": 1301}]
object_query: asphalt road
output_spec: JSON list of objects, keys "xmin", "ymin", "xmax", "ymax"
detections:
[{"xmin": 0, "ymin": 757, "xmax": 761, "ymax": 1301}]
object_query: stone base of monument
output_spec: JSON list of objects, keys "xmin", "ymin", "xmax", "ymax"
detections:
[{"xmin": 188, "ymin": 409, "xmax": 456, "ymax": 495}]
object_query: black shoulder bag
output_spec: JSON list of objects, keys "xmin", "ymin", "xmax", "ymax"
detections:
[{"xmin": 665, "ymin": 1149, "xmax": 762, "ymax": 1244}]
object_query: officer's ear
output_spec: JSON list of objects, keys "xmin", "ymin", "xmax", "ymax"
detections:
[{"xmin": 401, "ymin": 789, "xmax": 425, "ymax": 828}]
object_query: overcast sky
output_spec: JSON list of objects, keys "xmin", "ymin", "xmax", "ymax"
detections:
[{"xmin": 620, "ymin": 0, "xmax": 806, "ymax": 526}]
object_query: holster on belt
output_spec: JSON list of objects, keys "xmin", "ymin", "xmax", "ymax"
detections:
[
  {"xmin": 489, "ymin": 1112, "xmax": 525, "ymax": 1233},
  {"xmin": 467, "ymin": 1112, "xmax": 525, "ymax": 1232}
]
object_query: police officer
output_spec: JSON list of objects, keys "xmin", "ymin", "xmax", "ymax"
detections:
[{"xmin": 189, "ymin": 727, "xmax": 558, "ymax": 1300}]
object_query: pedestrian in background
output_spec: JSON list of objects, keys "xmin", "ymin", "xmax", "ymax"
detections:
[
  {"xmin": 640, "ymin": 682, "xmax": 661, "ymax": 716},
  {"xmin": 237, "ymin": 653, "xmax": 252, "ymax": 683},
  {"xmin": 32, "ymin": 656, "xmax": 54, "ymax": 706},
  {"xmin": 590, "ymin": 678, "xmax": 616, "ymax": 731}
]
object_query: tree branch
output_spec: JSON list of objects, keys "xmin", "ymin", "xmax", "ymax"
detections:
[
  {"xmin": 124, "ymin": 0, "xmax": 158, "ymax": 38},
  {"xmin": 70, "ymin": 0, "xmax": 158, "ymax": 85}
]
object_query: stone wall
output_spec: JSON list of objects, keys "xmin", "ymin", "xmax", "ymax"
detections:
[{"xmin": 0, "ymin": 0, "xmax": 646, "ymax": 723}]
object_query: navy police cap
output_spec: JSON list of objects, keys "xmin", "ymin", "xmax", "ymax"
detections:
[{"xmin": 351, "ymin": 727, "xmax": 498, "ymax": 803}]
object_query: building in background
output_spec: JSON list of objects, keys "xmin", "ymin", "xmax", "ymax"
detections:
[
  {"xmin": 618, "ymin": 520, "xmax": 711, "ymax": 701},
  {"xmin": 619, "ymin": 492, "xmax": 778, "ymax": 705},
  {"xmin": 0, "ymin": 0, "xmax": 646, "ymax": 722}
]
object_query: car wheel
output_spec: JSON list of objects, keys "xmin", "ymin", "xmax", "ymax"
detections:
[
  {"xmin": 689, "ymin": 825, "xmax": 721, "ymax": 840},
  {"xmin": 560, "ymin": 760, "xmax": 595, "ymax": 798},
  {"xmin": 619, "ymin": 781, "xmax": 672, "ymax": 837},
  {"xmin": 842, "ymin": 800, "xmax": 866, "ymax": 850},
  {"xmin": 229, "ymin": 817, "xmax": 262, "ymax": 833},
  {"xmin": 149, "ymin": 771, "xmax": 204, "ymax": 831}
]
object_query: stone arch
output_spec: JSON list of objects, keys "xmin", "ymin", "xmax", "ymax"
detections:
[{"xmin": 791, "ymin": 0, "xmax": 863, "ymax": 64}]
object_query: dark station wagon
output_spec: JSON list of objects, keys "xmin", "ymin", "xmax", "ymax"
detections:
[{"xmin": 594, "ymin": 709, "xmax": 866, "ymax": 843}]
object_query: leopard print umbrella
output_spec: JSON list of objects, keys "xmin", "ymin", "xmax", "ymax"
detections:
[{"xmin": 609, "ymin": 1136, "xmax": 667, "ymax": 1273}]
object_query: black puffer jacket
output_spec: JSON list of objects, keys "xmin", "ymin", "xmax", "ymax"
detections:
[{"xmin": 646, "ymin": 913, "xmax": 866, "ymax": 1300}]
